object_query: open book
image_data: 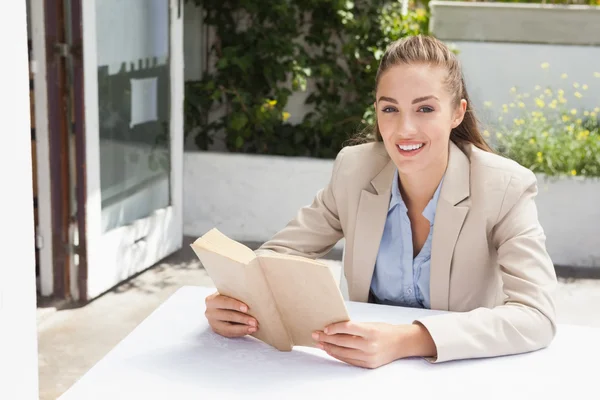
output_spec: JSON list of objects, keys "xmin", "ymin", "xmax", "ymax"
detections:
[{"xmin": 190, "ymin": 228, "xmax": 350, "ymax": 351}]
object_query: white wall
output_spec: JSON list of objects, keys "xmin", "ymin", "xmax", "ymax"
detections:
[
  {"xmin": 183, "ymin": 152, "xmax": 599, "ymax": 269},
  {"xmin": 0, "ymin": 1, "xmax": 40, "ymax": 399},
  {"xmin": 183, "ymin": 152, "xmax": 343, "ymax": 250}
]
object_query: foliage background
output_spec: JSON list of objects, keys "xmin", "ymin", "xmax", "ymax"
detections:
[{"xmin": 185, "ymin": 0, "xmax": 429, "ymax": 159}]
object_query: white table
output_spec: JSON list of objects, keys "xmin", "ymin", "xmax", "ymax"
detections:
[{"xmin": 59, "ymin": 286, "xmax": 598, "ymax": 399}]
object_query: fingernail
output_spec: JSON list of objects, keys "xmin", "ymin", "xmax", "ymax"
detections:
[
  {"xmin": 240, "ymin": 305, "xmax": 248, "ymax": 312},
  {"xmin": 324, "ymin": 327, "xmax": 329, "ymax": 334},
  {"xmin": 249, "ymin": 320, "xmax": 256, "ymax": 327},
  {"xmin": 312, "ymin": 333, "xmax": 319, "ymax": 340},
  {"xmin": 248, "ymin": 327, "xmax": 256, "ymax": 333}
]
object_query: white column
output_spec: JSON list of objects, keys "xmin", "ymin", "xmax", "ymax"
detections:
[{"xmin": 0, "ymin": 1, "xmax": 40, "ymax": 399}]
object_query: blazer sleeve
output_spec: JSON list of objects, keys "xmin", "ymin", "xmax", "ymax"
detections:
[
  {"xmin": 414, "ymin": 171, "xmax": 558, "ymax": 363},
  {"xmin": 255, "ymin": 148, "xmax": 347, "ymax": 259}
]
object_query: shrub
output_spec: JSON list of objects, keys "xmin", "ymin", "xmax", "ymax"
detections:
[
  {"xmin": 185, "ymin": 0, "xmax": 429, "ymax": 158},
  {"xmin": 493, "ymin": 68, "xmax": 600, "ymax": 177}
]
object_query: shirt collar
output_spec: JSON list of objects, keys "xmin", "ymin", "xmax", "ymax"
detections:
[{"xmin": 389, "ymin": 168, "xmax": 445, "ymax": 224}]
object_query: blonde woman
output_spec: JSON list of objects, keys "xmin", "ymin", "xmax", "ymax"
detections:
[{"xmin": 204, "ymin": 35, "xmax": 557, "ymax": 368}]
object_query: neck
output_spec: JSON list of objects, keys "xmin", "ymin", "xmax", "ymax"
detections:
[{"xmin": 398, "ymin": 149, "xmax": 448, "ymax": 210}]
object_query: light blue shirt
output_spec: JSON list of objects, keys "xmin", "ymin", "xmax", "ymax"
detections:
[{"xmin": 369, "ymin": 169, "xmax": 443, "ymax": 309}]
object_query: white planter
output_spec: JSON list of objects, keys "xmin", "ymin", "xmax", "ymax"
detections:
[
  {"xmin": 429, "ymin": 1, "xmax": 600, "ymax": 45},
  {"xmin": 534, "ymin": 174, "xmax": 600, "ymax": 271},
  {"xmin": 183, "ymin": 151, "xmax": 343, "ymax": 251},
  {"xmin": 183, "ymin": 151, "xmax": 600, "ymax": 269}
]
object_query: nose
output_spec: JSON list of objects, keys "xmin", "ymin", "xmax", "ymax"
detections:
[{"xmin": 395, "ymin": 114, "xmax": 418, "ymax": 137}]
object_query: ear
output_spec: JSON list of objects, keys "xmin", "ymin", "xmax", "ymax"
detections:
[
  {"xmin": 451, "ymin": 99, "xmax": 467, "ymax": 129},
  {"xmin": 373, "ymin": 101, "xmax": 376, "ymax": 109}
]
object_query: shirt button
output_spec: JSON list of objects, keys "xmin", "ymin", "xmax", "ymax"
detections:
[{"xmin": 407, "ymin": 288, "xmax": 413, "ymax": 294}]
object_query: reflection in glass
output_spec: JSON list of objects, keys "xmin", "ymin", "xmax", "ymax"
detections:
[{"xmin": 95, "ymin": 0, "xmax": 171, "ymax": 233}]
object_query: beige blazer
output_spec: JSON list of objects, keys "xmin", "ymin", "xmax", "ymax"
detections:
[{"xmin": 258, "ymin": 140, "xmax": 558, "ymax": 363}]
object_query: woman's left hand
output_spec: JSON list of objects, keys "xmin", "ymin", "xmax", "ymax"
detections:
[{"xmin": 312, "ymin": 321, "xmax": 436, "ymax": 369}]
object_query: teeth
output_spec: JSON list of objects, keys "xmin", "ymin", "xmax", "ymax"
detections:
[{"xmin": 398, "ymin": 143, "xmax": 424, "ymax": 151}]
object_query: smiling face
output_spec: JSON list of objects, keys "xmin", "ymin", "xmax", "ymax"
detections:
[{"xmin": 375, "ymin": 63, "xmax": 467, "ymax": 177}]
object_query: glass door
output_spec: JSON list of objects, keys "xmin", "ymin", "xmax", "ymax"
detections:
[{"xmin": 81, "ymin": 0, "xmax": 183, "ymax": 300}]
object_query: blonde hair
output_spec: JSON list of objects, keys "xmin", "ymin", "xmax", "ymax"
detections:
[{"xmin": 350, "ymin": 35, "xmax": 492, "ymax": 152}]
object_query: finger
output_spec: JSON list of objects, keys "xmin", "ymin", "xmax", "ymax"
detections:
[
  {"xmin": 208, "ymin": 294, "xmax": 249, "ymax": 313},
  {"xmin": 324, "ymin": 321, "xmax": 368, "ymax": 338},
  {"xmin": 319, "ymin": 342, "xmax": 366, "ymax": 365},
  {"xmin": 319, "ymin": 341, "xmax": 364, "ymax": 361},
  {"xmin": 313, "ymin": 331, "xmax": 366, "ymax": 351},
  {"xmin": 208, "ymin": 308, "xmax": 258, "ymax": 327},
  {"xmin": 213, "ymin": 321, "xmax": 257, "ymax": 338}
]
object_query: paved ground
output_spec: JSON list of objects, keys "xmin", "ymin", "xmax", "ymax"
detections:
[{"xmin": 37, "ymin": 244, "xmax": 600, "ymax": 400}]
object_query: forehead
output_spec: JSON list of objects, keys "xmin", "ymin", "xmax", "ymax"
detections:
[{"xmin": 377, "ymin": 64, "xmax": 448, "ymax": 99}]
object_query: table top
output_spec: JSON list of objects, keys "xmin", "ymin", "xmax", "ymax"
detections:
[{"xmin": 59, "ymin": 286, "xmax": 599, "ymax": 399}]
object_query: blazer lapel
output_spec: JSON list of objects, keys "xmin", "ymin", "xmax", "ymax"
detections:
[
  {"xmin": 429, "ymin": 142, "xmax": 471, "ymax": 311},
  {"xmin": 351, "ymin": 158, "xmax": 396, "ymax": 302}
]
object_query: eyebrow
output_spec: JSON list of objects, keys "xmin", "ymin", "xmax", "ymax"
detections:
[{"xmin": 377, "ymin": 95, "xmax": 440, "ymax": 104}]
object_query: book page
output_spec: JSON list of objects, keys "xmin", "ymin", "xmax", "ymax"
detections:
[
  {"xmin": 257, "ymin": 253, "xmax": 350, "ymax": 348},
  {"xmin": 190, "ymin": 232, "xmax": 292, "ymax": 351}
]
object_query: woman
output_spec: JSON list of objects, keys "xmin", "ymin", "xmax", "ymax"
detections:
[{"xmin": 204, "ymin": 35, "xmax": 557, "ymax": 368}]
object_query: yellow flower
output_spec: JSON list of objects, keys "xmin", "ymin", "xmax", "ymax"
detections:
[
  {"xmin": 544, "ymin": 88, "xmax": 552, "ymax": 96},
  {"xmin": 535, "ymin": 85, "xmax": 541, "ymax": 91},
  {"xmin": 584, "ymin": 111, "xmax": 590, "ymax": 116},
  {"xmin": 529, "ymin": 138, "xmax": 536, "ymax": 144},
  {"xmin": 594, "ymin": 72, "xmax": 600, "ymax": 78},
  {"xmin": 567, "ymin": 125, "xmax": 574, "ymax": 132},
  {"xmin": 510, "ymin": 103, "xmax": 516, "ymax": 108},
  {"xmin": 516, "ymin": 94, "xmax": 523, "ymax": 100},
  {"xmin": 595, "ymin": 107, "xmax": 600, "ymax": 113},
  {"xmin": 578, "ymin": 130, "xmax": 590, "ymax": 140},
  {"xmin": 559, "ymin": 97, "xmax": 567, "ymax": 104},
  {"xmin": 576, "ymin": 119, "xmax": 582, "ymax": 125},
  {"xmin": 571, "ymin": 169, "xmax": 577, "ymax": 176},
  {"xmin": 558, "ymin": 89, "xmax": 565, "ymax": 96},
  {"xmin": 592, "ymin": 112, "xmax": 598, "ymax": 118},
  {"xmin": 268, "ymin": 99, "xmax": 277, "ymax": 107},
  {"xmin": 535, "ymin": 98, "xmax": 545, "ymax": 108},
  {"xmin": 496, "ymin": 133, "xmax": 503, "ymax": 139},
  {"xmin": 575, "ymin": 92, "xmax": 583, "ymax": 98},
  {"xmin": 536, "ymin": 152, "xmax": 543, "ymax": 163},
  {"xmin": 562, "ymin": 115, "xmax": 571, "ymax": 122},
  {"xmin": 498, "ymin": 116, "xmax": 503, "ymax": 122},
  {"xmin": 541, "ymin": 62, "xmax": 550, "ymax": 69},
  {"xmin": 549, "ymin": 102, "xmax": 557, "ymax": 109},
  {"xmin": 561, "ymin": 73, "xmax": 568, "ymax": 79},
  {"xmin": 583, "ymin": 84, "xmax": 589, "ymax": 91},
  {"xmin": 541, "ymin": 117, "xmax": 547, "ymax": 122},
  {"xmin": 484, "ymin": 101, "xmax": 493, "ymax": 108},
  {"xmin": 573, "ymin": 82, "xmax": 580, "ymax": 88},
  {"xmin": 518, "ymin": 102, "xmax": 525, "ymax": 108},
  {"xmin": 483, "ymin": 130, "xmax": 490, "ymax": 137},
  {"xmin": 542, "ymin": 131, "xmax": 549, "ymax": 137},
  {"xmin": 282, "ymin": 111, "xmax": 291, "ymax": 121},
  {"xmin": 571, "ymin": 108, "xmax": 577, "ymax": 115},
  {"xmin": 502, "ymin": 103, "xmax": 508, "ymax": 109},
  {"xmin": 510, "ymin": 87, "xmax": 517, "ymax": 94}
]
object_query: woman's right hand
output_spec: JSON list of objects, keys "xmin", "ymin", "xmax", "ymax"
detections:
[{"xmin": 205, "ymin": 292, "xmax": 259, "ymax": 338}]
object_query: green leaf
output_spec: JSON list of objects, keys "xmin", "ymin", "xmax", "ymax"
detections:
[
  {"xmin": 235, "ymin": 136, "xmax": 244, "ymax": 149},
  {"xmin": 229, "ymin": 113, "xmax": 248, "ymax": 131}
]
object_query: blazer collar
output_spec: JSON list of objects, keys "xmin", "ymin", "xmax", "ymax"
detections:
[{"xmin": 351, "ymin": 141, "xmax": 472, "ymax": 306}]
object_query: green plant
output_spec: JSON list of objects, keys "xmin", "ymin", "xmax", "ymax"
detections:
[
  {"xmin": 492, "ymin": 67, "xmax": 600, "ymax": 177},
  {"xmin": 185, "ymin": 0, "xmax": 429, "ymax": 158}
]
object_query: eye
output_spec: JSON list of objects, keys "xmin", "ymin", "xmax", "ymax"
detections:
[
  {"xmin": 418, "ymin": 106, "xmax": 435, "ymax": 113},
  {"xmin": 381, "ymin": 106, "xmax": 397, "ymax": 113}
]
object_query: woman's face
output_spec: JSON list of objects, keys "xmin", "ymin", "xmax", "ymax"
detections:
[{"xmin": 375, "ymin": 63, "xmax": 466, "ymax": 176}]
